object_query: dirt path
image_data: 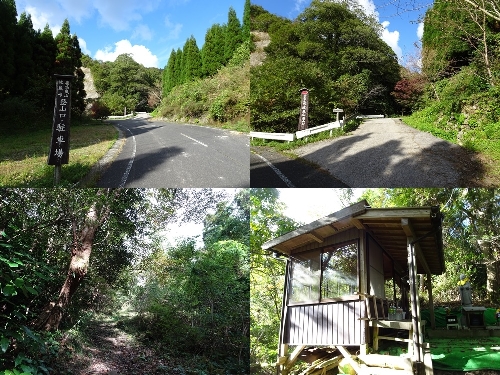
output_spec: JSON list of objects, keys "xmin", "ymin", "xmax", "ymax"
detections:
[
  {"xmin": 56, "ymin": 318, "xmax": 173, "ymax": 375},
  {"xmin": 293, "ymin": 118, "xmax": 488, "ymax": 187}
]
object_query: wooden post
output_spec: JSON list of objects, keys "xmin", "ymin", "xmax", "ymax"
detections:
[
  {"xmin": 408, "ymin": 239, "xmax": 424, "ymax": 368},
  {"xmin": 427, "ymin": 273, "xmax": 436, "ymax": 329},
  {"xmin": 54, "ymin": 165, "xmax": 61, "ymax": 186}
]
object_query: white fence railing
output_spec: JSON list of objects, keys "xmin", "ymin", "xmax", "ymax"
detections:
[
  {"xmin": 251, "ymin": 114, "xmax": 383, "ymax": 142},
  {"xmin": 356, "ymin": 114, "xmax": 385, "ymax": 119},
  {"xmin": 296, "ymin": 121, "xmax": 342, "ymax": 139},
  {"xmin": 250, "ymin": 131, "xmax": 296, "ymax": 142}
]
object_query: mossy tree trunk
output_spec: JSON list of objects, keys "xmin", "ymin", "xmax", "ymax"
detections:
[{"xmin": 34, "ymin": 193, "xmax": 110, "ymax": 331}]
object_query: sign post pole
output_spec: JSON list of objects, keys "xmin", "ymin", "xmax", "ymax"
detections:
[
  {"xmin": 298, "ymin": 88, "xmax": 309, "ymax": 131},
  {"xmin": 47, "ymin": 74, "xmax": 73, "ymax": 186}
]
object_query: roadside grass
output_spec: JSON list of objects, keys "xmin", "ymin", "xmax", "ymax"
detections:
[
  {"xmin": 0, "ymin": 121, "xmax": 118, "ymax": 187},
  {"xmin": 403, "ymin": 113, "xmax": 500, "ymax": 186}
]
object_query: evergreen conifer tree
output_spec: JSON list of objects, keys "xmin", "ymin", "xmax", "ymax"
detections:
[
  {"xmin": 54, "ymin": 19, "xmax": 86, "ymax": 114},
  {"xmin": 0, "ymin": 0, "xmax": 17, "ymax": 95},
  {"xmin": 181, "ymin": 36, "xmax": 202, "ymax": 82},
  {"xmin": 174, "ymin": 48, "xmax": 183, "ymax": 86},
  {"xmin": 13, "ymin": 12, "xmax": 36, "ymax": 96},
  {"xmin": 224, "ymin": 7, "xmax": 242, "ymax": 63},
  {"xmin": 202, "ymin": 24, "xmax": 226, "ymax": 77},
  {"xmin": 163, "ymin": 49, "xmax": 177, "ymax": 96},
  {"xmin": 242, "ymin": 0, "xmax": 251, "ymax": 41},
  {"xmin": 31, "ymin": 25, "xmax": 57, "ymax": 110}
]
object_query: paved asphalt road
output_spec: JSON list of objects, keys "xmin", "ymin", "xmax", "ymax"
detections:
[
  {"xmin": 96, "ymin": 116, "xmax": 249, "ymax": 188},
  {"xmin": 250, "ymin": 147, "xmax": 349, "ymax": 187}
]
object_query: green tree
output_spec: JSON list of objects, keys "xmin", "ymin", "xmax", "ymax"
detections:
[
  {"xmin": 250, "ymin": 189, "xmax": 298, "ymax": 370},
  {"xmin": 54, "ymin": 19, "xmax": 86, "ymax": 114},
  {"xmin": 181, "ymin": 36, "xmax": 202, "ymax": 82},
  {"xmin": 225, "ymin": 7, "xmax": 243, "ymax": 63},
  {"xmin": 201, "ymin": 24, "xmax": 226, "ymax": 77},
  {"xmin": 163, "ymin": 49, "xmax": 178, "ymax": 95},
  {"xmin": 0, "ymin": 0, "xmax": 17, "ymax": 96},
  {"xmin": 242, "ymin": 0, "xmax": 251, "ymax": 41},
  {"xmin": 362, "ymin": 188, "xmax": 500, "ymax": 303},
  {"xmin": 203, "ymin": 189, "xmax": 250, "ymax": 247},
  {"xmin": 30, "ymin": 24, "xmax": 57, "ymax": 111},
  {"xmin": 12, "ymin": 12, "xmax": 36, "ymax": 96},
  {"xmin": 251, "ymin": 1, "xmax": 400, "ymax": 132},
  {"xmin": 0, "ymin": 188, "xmax": 226, "ymax": 332},
  {"xmin": 174, "ymin": 47, "xmax": 183, "ymax": 86}
]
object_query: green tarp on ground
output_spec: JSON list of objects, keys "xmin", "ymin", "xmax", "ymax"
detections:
[
  {"xmin": 421, "ymin": 307, "xmax": 499, "ymax": 328},
  {"xmin": 428, "ymin": 337, "xmax": 500, "ymax": 371}
]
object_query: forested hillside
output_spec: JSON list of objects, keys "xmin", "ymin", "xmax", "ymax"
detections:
[
  {"xmin": 400, "ymin": 0, "xmax": 500, "ymax": 181},
  {"xmin": 83, "ymin": 54, "xmax": 162, "ymax": 116},
  {"xmin": 250, "ymin": 188, "xmax": 500, "ymax": 375},
  {"xmin": 0, "ymin": 0, "xmax": 85, "ymax": 132},
  {"xmin": 156, "ymin": 0, "xmax": 250, "ymax": 129},
  {"xmin": 0, "ymin": 189, "xmax": 249, "ymax": 374},
  {"xmin": 250, "ymin": 1, "xmax": 401, "ymax": 132}
]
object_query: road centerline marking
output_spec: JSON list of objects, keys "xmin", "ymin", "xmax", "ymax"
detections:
[
  {"xmin": 181, "ymin": 133, "xmax": 208, "ymax": 147},
  {"xmin": 118, "ymin": 124, "xmax": 136, "ymax": 188}
]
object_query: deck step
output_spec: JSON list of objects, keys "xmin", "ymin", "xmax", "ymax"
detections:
[
  {"xmin": 358, "ymin": 354, "xmax": 412, "ymax": 372},
  {"xmin": 359, "ymin": 366, "xmax": 410, "ymax": 375}
]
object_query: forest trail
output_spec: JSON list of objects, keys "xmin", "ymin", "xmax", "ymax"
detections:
[{"xmin": 56, "ymin": 314, "xmax": 178, "ymax": 375}]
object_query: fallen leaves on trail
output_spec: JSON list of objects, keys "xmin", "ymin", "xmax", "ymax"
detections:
[{"xmin": 51, "ymin": 319, "xmax": 184, "ymax": 375}]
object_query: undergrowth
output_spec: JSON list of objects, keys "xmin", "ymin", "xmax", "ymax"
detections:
[
  {"xmin": 156, "ymin": 43, "xmax": 250, "ymax": 133},
  {"xmin": 403, "ymin": 67, "xmax": 500, "ymax": 184}
]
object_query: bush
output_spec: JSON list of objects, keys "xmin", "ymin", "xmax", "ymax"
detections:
[{"xmin": 88, "ymin": 100, "xmax": 111, "ymax": 120}]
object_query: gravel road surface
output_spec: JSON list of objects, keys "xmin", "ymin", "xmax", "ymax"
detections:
[{"xmin": 293, "ymin": 118, "xmax": 484, "ymax": 187}]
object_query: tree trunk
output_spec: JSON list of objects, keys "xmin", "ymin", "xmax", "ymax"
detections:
[{"xmin": 34, "ymin": 201, "xmax": 101, "ymax": 331}]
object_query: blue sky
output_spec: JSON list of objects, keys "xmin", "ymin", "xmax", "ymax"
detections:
[
  {"xmin": 14, "ymin": 0, "xmax": 245, "ymax": 68},
  {"xmin": 251, "ymin": 0, "xmax": 433, "ymax": 67}
]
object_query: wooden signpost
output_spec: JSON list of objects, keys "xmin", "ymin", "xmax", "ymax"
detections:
[
  {"xmin": 47, "ymin": 74, "xmax": 73, "ymax": 185},
  {"xmin": 298, "ymin": 88, "xmax": 309, "ymax": 131}
]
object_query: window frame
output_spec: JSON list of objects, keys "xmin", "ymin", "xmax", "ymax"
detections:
[{"xmin": 288, "ymin": 239, "xmax": 360, "ymax": 306}]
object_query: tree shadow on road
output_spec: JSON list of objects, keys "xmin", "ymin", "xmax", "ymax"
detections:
[{"xmin": 294, "ymin": 132, "xmax": 487, "ymax": 187}]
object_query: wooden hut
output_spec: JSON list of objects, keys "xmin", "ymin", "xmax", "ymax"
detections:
[{"xmin": 262, "ymin": 200, "xmax": 444, "ymax": 375}]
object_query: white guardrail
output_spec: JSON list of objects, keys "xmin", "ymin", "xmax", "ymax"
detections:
[
  {"xmin": 250, "ymin": 131, "xmax": 296, "ymax": 142},
  {"xmin": 296, "ymin": 121, "xmax": 342, "ymax": 139},
  {"xmin": 250, "ymin": 121, "xmax": 342, "ymax": 142},
  {"xmin": 251, "ymin": 114, "xmax": 383, "ymax": 142}
]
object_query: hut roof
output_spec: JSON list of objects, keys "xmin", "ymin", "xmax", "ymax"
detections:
[{"xmin": 263, "ymin": 200, "xmax": 445, "ymax": 275}]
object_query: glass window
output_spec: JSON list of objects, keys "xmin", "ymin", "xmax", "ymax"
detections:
[
  {"xmin": 321, "ymin": 243, "xmax": 358, "ymax": 299},
  {"xmin": 289, "ymin": 250, "xmax": 320, "ymax": 303},
  {"xmin": 288, "ymin": 242, "xmax": 358, "ymax": 304}
]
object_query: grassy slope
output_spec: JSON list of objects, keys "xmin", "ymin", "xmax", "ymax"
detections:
[
  {"xmin": 403, "ymin": 84, "xmax": 500, "ymax": 186},
  {"xmin": 156, "ymin": 60, "xmax": 250, "ymax": 133},
  {"xmin": 0, "ymin": 122, "xmax": 117, "ymax": 187}
]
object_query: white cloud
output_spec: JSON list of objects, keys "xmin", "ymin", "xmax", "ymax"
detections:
[
  {"xmin": 57, "ymin": 0, "xmax": 93, "ymax": 23},
  {"xmin": 381, "ymin": 21, "xmax": 402, "ymax": 61},
  {"xmin": 132, "ymin": 24, "xmax": 154, "ymax": 41},
  {"xmin": 24, "ymin": 5, "xmax": 60, "ymax": 35},
  {"xmin": 79, "ymin": 37, "xmax": 91, "ymax": 55},
  {"xmin": 93, "ymin": 0, "xmax": 160, "ymax": 31},
  {"xmin": 356, "ymin": 0, "xmax": 379, "ymax": 19},
  {"xmin": 294, "ymin": 0, "xmax": 308, "ymax": 13},
  {"xmin": 417, "ymin": 22, "xmax": 424, "ymax": 40},
  {"xmin": 95, "ymin": 39, "xmax": 159, "ymax": 68},
  {"xmin": 165, "ymin": 15, "xmax": 183, "ymax": 40}
]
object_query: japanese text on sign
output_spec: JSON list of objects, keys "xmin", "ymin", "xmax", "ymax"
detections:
[
  {"xmin": 48, "ymin": 76, "xmax": 72, "ymax": 165},
  {"xmin": 297, "ymin": 89, "xmax": 309, "ymax": 131}
]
